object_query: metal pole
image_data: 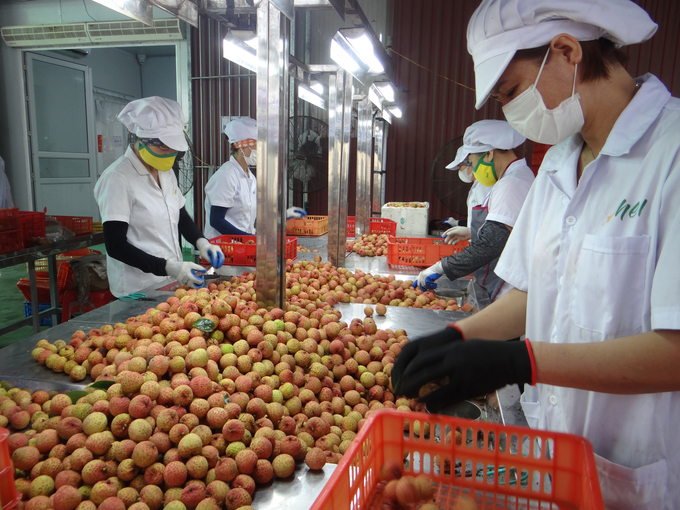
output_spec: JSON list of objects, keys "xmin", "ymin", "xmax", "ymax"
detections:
[
  {"xmin": 255, "ymin": 0, "xmax": 292, "ymax": 309},
  {"xmin": 381, "ymin": 122, "xmax": 388, "ymax": 208},
  {"xmin": 372, "ymin": 120, "xmax": 384, "ymax": 216},
  {"xmin": 355, "ymin": 96, "xmax": 372, "ymax": 236}
]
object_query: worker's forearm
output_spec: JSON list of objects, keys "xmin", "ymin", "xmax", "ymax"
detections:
[
  {"xmin": 441, "ymin": 220, "xmax": 510, "ymax": 281},
  {"xmin": 532, "ymin": 330, "xmax": 680, "ymax": 394},
  {"xmin": 455, "ymin": 288, "xmax": 527, "ymax": 340}
]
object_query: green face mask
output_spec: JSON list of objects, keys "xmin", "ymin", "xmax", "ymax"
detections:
[
  {"xmin": 473, "ymin": 152, "xmax": 497, "ymax": 186},
  {"xmin": 138, "ymin": 141, "xmax": 178, "ymax": 172}
]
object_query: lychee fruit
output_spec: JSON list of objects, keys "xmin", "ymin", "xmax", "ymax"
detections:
[
  {"xmin": 234, "ymin": 449, "xmax": 258, "ymax": 474},
  {"xmin": 53, "ymin": 484, "xmax": 82, "ymax": 510},
  {"xmin": 304, "ymin": 447, "xmax": 326, "ymax": 470},
  {"xmin": 271, "ymin": 453, "xmax": 295, "ymax": 478},
  {"xmin": 224, "ymin": 488, "xmax": 251, "ymax": 510},
  {"xmin": 11, "ymin": 445, "xmax": 41, "ymax": 471}
]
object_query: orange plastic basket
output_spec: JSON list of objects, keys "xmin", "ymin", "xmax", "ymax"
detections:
[
  {"xmin": 0, "ymin": 428, "xmax": 21, "ymax": 510},
  {"xmin": 286, "ymin": 216, "xmax": 328, "ymax": 236},
  {"xmin": 386, "ymin": 237, "xmax": 470, "ymax": 267},
  {"xmin": 53, "ymin": 215, "xmax": 93, "ymax": 235},
  {"xmin": 311, "ymin": 409, "xmax": 604, "ymax": 510},
  {"xmin": 207, "ymin": 235, "xmax": 298, "ymax": 266},
  {"xmin": 0, "ymin": 208, "xmax": 20, "ymax": 232},
  {"xmin": 347, "ymin": 217, "xmax": 397, "ymax": 237},
  {"xmin": 33, "ymin": 248, "xmax": 101, "ymax": 277}
]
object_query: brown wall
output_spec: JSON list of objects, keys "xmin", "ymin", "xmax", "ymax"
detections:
[{"xmin": 386, "ymin": 0, "xmax": 680, "ymax": 224}]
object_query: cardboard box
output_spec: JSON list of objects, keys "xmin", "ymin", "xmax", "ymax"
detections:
[{"xmin": 380, "ymin": 202, "xmax": 429, "ymax": 236}]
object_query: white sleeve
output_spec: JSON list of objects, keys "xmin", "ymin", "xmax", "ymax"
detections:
[
  {"xmin": 486, "ymin": 174, "xmax": 533, "ymax": 228},
  {"xmin": 651, "ymin": 150, "xmax": 680, "ymax": 331},
  {"xmin": 205, "ymin": 166, "xmax": 238, "ymax": 209},
  {"xmin": 494, "ymin": 173, "xmax": 548, "ymax": 293},
  {"xmin": 94, "ymin": 168, "xmax": 133, "ymax": 224}
]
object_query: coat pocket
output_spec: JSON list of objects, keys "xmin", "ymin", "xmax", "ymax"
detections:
[
  {"xmin": 595, "ymin": 453, "xmax": 667, "ymax": 510},
  {"xmin": 571, "ymin": 234, "xmax": 650, "ymax": 339}
]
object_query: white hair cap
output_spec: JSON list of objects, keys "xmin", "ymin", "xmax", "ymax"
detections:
[
  {"xmin": 118, "ymin": 96, "xmax": 188, "ymax": 151},
  {"xmin": 446, "ymin": 120, "xmax": 526, "ymax": 170}
]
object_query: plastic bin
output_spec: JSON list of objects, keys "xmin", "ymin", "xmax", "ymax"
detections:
[
  {"xmin": 207, "ymin": 235, "xmax": 298, "ymax": 266},
  {"xmin": 286, "ymin": 216, "xmax": 328, "ymax": 236},
  {"xmin": 16, "ymin": 277, "xmax": 52, "ymax": 303},
  {"xmin": 347, "ymin": 217, "xmax": 397, "ymax": 237},
  {"xmin": 0, "ymin": 427, "xmax": 21, "ymax": 510},
  {"xmin": 52, "ymin": 215, "xmax": 93, "ymax": 235},
  {"xmin": 311, "ymin": 409, "xmax": 604, "ymax": 510},
  {"xmin": 18, "ymin": 211, "xmax": 46, "ymax": 241},
  {"xmin": 0, "ymin": 229, "xmax": 23, "ymax": 255},
  {"xmin": 23, "ymin": 302, "xmax": 54, "ymax": 326},
  {"xmin": 0, "ymin": 208, "xmax": 20, "ymax": 232},
  {"xmin": 387, "ymin": 237, "xmax": 470, "ymax": 267}
]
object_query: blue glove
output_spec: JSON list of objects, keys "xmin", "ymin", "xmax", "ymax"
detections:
[
  {"xmin": 412, "ymin": 261, "xmax": 444, "ymax": 291},
  {"xmin": 286, "ymin": 207, "xmax": 307, "ymax": 220},
  {"xmin": 197, "ymin": 238, "xmax": 224, "ymax": 269},
  {"xmin": 442, "ymin": 217, "xmax": 459, "ymax": 228},
  {"xmin": 165, "ymin": 261, "xmax": 206, "ymax": 289}
]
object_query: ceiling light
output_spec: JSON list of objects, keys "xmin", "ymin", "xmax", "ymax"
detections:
[
  {"xmin": 310, "ymin": 79, "xmax": 324, "ymax": 95},
  {"xmin": 330, "ymin": 28, "xmax": 386, "ymax": 83},
  {"xmin": 381, "ymin": 110, "xmax": 393, "ymax": 124},
  {"xmin": 223, "ymin": 31, "xmax": 257, "ymax": 72},
  {"xmin": 368, "ymin": 81, "xmax": 396, "ymax": 109},
  {"xmin": 386, "ymin": 106, "xmax": 402, "ymax": 118},
  {"xmin": 298, "ymin": 84, "xmax": 326, "ymax": 110}
]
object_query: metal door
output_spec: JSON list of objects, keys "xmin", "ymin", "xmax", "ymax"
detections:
[{"xmin": 25, "ymin": 53, "xmax": 99, "ymax": 219}]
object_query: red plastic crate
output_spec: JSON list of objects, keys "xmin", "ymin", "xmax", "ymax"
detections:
[
  {"xmin": 0, "ymin": 229, "xmax": 23, "ymax": 255},
  {"xmin": 207, "ymin": 235, "xmax": 297, "ymax": 266},
  {"xmin": 53, "ymin": 215, "xmax": 93, "ymax": 235},
  {"xmin": 0, "ymin": 208, "xmax": 20, "ymax": 232},
  {"xmin": 347, "ymin": 217, "xmax": 397, "ymax": 237},
  {"xmin": 18, "ymin": 211, "xmax": 46, "ymax": 241},
  {"xmin": 311, "ymin": 409, "xmax": 604, "ymax": 510},
  {"xmin": 286, "ymin": 215, "xmax": 328, "ymax": 236},
  {"xmin": 16, "ymin": 277, "xmax": 52, "ymax": 303},
  {"xmin": 0, "ymin": 427, "xmax": 21, "ymax": 510},
  {"xmin": 387, "ymin": 237, "xmax": 470, "ymax": 267}
]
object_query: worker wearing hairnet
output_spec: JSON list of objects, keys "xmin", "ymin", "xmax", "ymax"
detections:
[
  {"xmin": 393, "ymin": 0, "xmax": 680, "ymax": 507},
  {"xmin": 413, "ymin": 120, "xmax": 534, "ymax": 306},
  {"xmin": 204, "ymin": 118, "xmax": 306, "ymax": 238},
  {"xmin": 94, "ymin": 96, "xmax": 224, "ymax": 296}
]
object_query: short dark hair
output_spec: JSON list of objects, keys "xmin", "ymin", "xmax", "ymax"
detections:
[
  {"xmin": 230, "ymin": 144, "xmax": 240, "ymax": 156},
  {"xmin": 514, "ymin": 37, "xmax": 629, "ymax": 83}
]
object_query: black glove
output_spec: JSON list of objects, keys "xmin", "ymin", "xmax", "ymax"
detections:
[
  {"xmin": 391, "ymin": 324, "xmax": 464, "ymax": 393},
  {"xmin": 395, "ymin": 339, "xmax": 535, "ymax": 412}
]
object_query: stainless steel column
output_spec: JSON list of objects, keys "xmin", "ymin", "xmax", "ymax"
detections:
[
  {"xmin": 355, "ymin": 96, "xmax": 373, "ymax": 236},
  {"xmin": 327, "ymin": 69, "xmax": 352, "ymax": 267},
  {"xmin": 255, "ymin": 0, "xmax": 292, "ymax": 310},
  {"xmin": 372, "ymin": 120, "xmax": 385, "ymax": 216}
]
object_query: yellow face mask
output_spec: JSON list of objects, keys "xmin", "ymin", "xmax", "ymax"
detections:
[
  {"xmin": 473, "ymin": 152, "xmax": 497, "ymax": 186},
  {"xmin": 138, "ymin": 141, "xmax": 178, "ymax": 172}
]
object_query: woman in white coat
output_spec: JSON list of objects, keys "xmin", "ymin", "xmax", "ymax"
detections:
[
  {"xmin": 94, "ymin": 97, "xmax": 224, "ymax": 296},
  {"xmin": 204, "ymin": 118, "xmax": 306, "ymax": 239},
  {"xmin": 413, "ymin": 120, "xmax": 534, "ymax": 306},
  {"xmin": 393, "ymin": 0, "xmax": 680, "ymax": 507}
]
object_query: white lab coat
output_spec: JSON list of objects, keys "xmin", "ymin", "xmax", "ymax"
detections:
[
  {"xmin": 495, "ymin": 74, "xmax": 680, "ymax": 509},
  {"xmin": 94, "ymin": 146, "xmax": 184, "ymax": 297},
  {"xmin": 204, "ymin": 157, "xmax": 257, "ymax": 239}
]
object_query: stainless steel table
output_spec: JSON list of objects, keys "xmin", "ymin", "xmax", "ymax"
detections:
[{"xmin": 0, "ymin": 232, "xmax": 105, "ymax": 335}]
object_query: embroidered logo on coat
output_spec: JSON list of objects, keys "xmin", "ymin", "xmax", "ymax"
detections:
[{"xmin": 603, "ymin": 199, "xmax": 648, "ymax": 224}]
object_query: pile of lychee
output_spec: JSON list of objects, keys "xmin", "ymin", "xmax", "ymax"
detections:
[
  {"xmin": 345, "ymin": 233, "xmax": 389, "ymax": 257},
  {"xmin": 17, "ymin": 280, "xmax": 427, "ymax": 510},
  {"xmin": 377, "ymin": 461, "xmax": 480, "ymax": 510},
  {"xmin": 284, "ymin": 259, "xmax": 468, "ymax": 311}
]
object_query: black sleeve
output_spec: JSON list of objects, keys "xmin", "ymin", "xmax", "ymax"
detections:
[
  {"xmin": 102, "ymin": 221, "xmax": 168, "ymax": 276},
  {"xmin": 210, "ymin": 206, "xmax": 251, "ymax": 236},
  {"xmin": 178, "ymin": 207, "xmax": 204, "ymax": 247},
  {"xmin": 441, "ymin": 220, "xmax": 511, "ymax": 281},
  {"xmin": 459, "ymin": 219, "xmax": 468, "ymax": 227}
]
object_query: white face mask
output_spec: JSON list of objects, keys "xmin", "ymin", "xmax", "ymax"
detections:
[
  {"xmin": 244, "ymin": 149, "xmax": 257, "ymax": 167},
  {"xmin": 458, "ymin": 166, "xmax": 474, "ymax": 183},
  {"xmin": 502, "ymin": 49, "xmax": 584, "ymax": 145}
]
